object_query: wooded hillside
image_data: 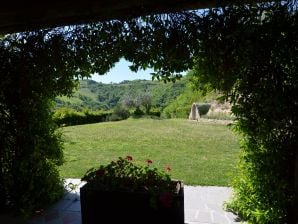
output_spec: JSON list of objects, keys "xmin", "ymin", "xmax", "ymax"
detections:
[{"xmin": 55, "ymin": 79, "xmax": 187, "ymax": 110}]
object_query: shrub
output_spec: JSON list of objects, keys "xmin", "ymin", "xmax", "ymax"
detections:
[
  {"xmin": 0, "ymin": 97, "xmax": 65, "ymax": 217},
  {"xmin": 109, "ymin": 105, "xmax": 130, "ymax": 121},
  {"xmin": 148, "ymin": 108, "xmax": 161, "ymax": 117},
  {"xmin": 175, "ymin": 106, "xmax": 190, "ymax": 118},
  {"xmin": 133, "ymin": 106, "xmax": 145, "ymax": 117},
  {"xmin": 162, "ymin": 105, "xmax": 189, "ymax": 119},
  {"xmin": 192, "ymin": 2, "xmax": 298, "ymax": 222},
  {"xmin": 53, "ymin": 108, "xmax": 112, "ymax": 126}
]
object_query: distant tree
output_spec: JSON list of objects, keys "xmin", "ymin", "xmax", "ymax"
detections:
[
  {"xmin": 122, "ymin": 96, "xmax": 136, "ymax": 109},
  {"xmin": 137, "ymin": 93, "xmax": 152, "ymax": 114},
  {"xmin": 110, "ymin": 104, "xmax": 130, "ymax": 121}
]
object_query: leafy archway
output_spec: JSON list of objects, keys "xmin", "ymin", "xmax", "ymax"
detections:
[
  {"xmin": 1, "ymin": 1, "xmax": 297, "ymax": 222},
  {"xmin": 192, "ymin": 2, "xmax": 298, "ymax": 223}
]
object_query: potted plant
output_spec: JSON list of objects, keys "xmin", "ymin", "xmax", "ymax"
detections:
[{"xmin": 80, "ymin": 156, "xmax": 184, "ymax": 224}]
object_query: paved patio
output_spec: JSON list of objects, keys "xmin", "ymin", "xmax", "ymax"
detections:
[{"xmin": 1, "ymin": 178, "xmax": 241, "ymax": 224}]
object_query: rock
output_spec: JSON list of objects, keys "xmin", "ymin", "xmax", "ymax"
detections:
[{"xmin": 189, "ymin": 103, "xmax": 200, "ymax": 120}]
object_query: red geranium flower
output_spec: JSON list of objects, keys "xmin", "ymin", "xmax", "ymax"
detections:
[
  {"xmin": 125, "ymin": 155, "xmax": 133, "ymax": 161},
  {"xmin": 146, "ymin": 159, "xmax": 153, "ymax": 165},
  {"xmin": 165, "ymin": 165, "xmax": 171, "ymax": 172}
]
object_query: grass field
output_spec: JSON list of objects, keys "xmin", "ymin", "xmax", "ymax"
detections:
[{"xmin": 60, "ymin": 118, "xmax": 240, "ymax": 186}]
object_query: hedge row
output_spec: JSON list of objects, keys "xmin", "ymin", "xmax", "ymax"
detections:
[{"xmin": 53, "ymin": 108, "xmax": 112, "ymax": 126}]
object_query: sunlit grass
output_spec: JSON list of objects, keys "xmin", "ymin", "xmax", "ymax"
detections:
[{"xmin": 60, "ymin": 118, "xmax": 240, "ymax": 186}]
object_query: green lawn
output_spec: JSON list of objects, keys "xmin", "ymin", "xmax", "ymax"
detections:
[{"xmin": 60, "ymin": 118, "xmax": 240, "ymax": 186}]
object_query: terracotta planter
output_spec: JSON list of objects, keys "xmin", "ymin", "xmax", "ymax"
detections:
[{"xmin": 80, "ymin": 181, "xmax": 184, "ymax": 224}]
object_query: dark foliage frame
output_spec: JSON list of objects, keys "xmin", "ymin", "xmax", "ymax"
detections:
[{"xmin": 0, "ymin": 1, "xmax": 297, "ymax": 222}]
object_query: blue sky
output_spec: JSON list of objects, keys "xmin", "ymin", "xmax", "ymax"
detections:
[{"xmin": 91, "ymin": 59, "xmax": 154, "ymax": 83}]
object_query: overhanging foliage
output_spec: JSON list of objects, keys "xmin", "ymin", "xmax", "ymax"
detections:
[
  {"xmin": 0, "ymin": 1, "xmax": 297, "ymax": 222},
  {"xmin": 192, "ymin": 1, "xmax": 298, "ymax": 223}
]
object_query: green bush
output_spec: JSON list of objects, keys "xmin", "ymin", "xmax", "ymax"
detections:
[
  {"xmin": 162, "ymin": 72, "xmax": 220, "ymax": 119},
  {"xmin": 0, "ymin": 30, "xmax": 83, "ymax": 217},
  {"xmin": 148, "ymin": 108, "xmax": 161, "ymax": 117},
  {"xmin": 175, "ymin": 106, "xmax": 190, "ymax": 118},
  {"xmin": 193, "ymin": 2, "xmax": 298, "ymax": 223},
  {"xmin": 133, "ymin": 106, "xmax": 145, "ymax": 117},
  {"xmin": 53, "ymin": 108, "xmax": 112, "ymax": 126},
  {"xmin": 163, "ymin": 105, "xmax": 190, "ymax": 119},
  {"xmin": 109, "ymin": 105, "xmax": 130, "ymax": 121},
  {"xmin": 0, "ymin": 97, "xmax": 65, "ymax": 217}
]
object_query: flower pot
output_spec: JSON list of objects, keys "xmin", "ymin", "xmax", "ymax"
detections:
[{"xmin": 80, "ymin": 181, "xmax": 184, "ymax": 224}]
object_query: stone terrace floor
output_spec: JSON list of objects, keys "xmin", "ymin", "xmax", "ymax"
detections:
[{"xmin": 1, "ymin": 178, "xmax": 241, "ymax": 224}]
